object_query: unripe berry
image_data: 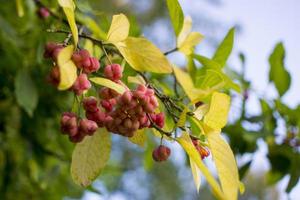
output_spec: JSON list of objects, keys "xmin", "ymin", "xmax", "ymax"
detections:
[
  {"xmin": 152, "ymin": 145, "xmax": 171, "ymax": 162},
  {"xmin": 104, "ymin": 64, "xmax": 122, "ymax": 81},
  {"xmin": 60, "ymin": 112, "xmax": 78, "ymax": 136},
  {"xmin": 38, "ymin": 7, "xmax": 50, "ymax": 19},
  {"xmin": 72, "ymin": 74, "xmax": 91, "ymax": 95},
  {"xmin": 83, "ymin": 97, "xmax": 98, "ymax": 113},
  {"xmin": 79, "ymin": 119, "xmax": 98, "ymax": 136}
]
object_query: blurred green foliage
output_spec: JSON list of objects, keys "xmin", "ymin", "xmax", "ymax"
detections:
[{"xmin": 0, "ymin": 0, "xmax": 299, "ymax": 199}]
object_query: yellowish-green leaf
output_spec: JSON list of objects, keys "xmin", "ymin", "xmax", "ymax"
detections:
[
  {"xmin": 190, "ymin": 159, "xmax": 201, "ymax": 192},
  {"xmin": 16, "ymin": 0, "xmax": 24, "ymax": 17},
  {"xmin": 71, "ymin": 129, "xmax": 111, "ymax": 187},
  {"xmin": 78, "ymin": 15, "xmax": 106, "ymax": 40},
  {"xmin": 58, "ymin": 0, "xmax": 78, "ymax": 47},
  {"xmin": 177, "ymin": 16, "xmax": 192, "ymax": 46},
  {"xmin": 239, "ymin": 182, "xmax": 245, "ymax": 194},
  {"xmin": 194, "ymin": 104, "xmax": 209, "ymax": 120},
  {"xmin": 178, "ymin": 32, "xmax": 203, "ymax": 55},
  {"xmin": 84, "ymin": 40, "xmax": 94, "ymax": 55},
  {"xmin": 57, "ymin": 45, "xmax": 77, "ymax": 90},
  {"xmin": 173, "ymin": 66, "xmax": 207, "ymax": 102},
  {"xmin": 128, "ymin": 129, "xmax": 146, "ymax": 147},
  {"xmin": 115, "ymin": 37, "xmax": 172, "ymax": 74},
  {"xmin": 90, "ymin": 77, "xmax": 126, "ymax": 94},
  {"xmin": 107, "ymin": 14, "xmax": 130, "ymax": 43},
  {"xmin": 203, "ymin": 125, "xmax": 239, "ymax": 200},
  {"xmin": 177, "ymin": 107, "xmax": 188, "ymax": 127},
  {"xmin": 177, "ymin": 132, "xmax": 224, "ymax": 199},
  {"xmin": 127, "ymin": 75, "xmax": 146, "ymax": 85},
  {"xmin": 166, "ymin": 0, "xmax": 184, "ymax": 36},
  {"xmin": 204, "ymin": 92, "xmax": 230, "ymax": 130}
]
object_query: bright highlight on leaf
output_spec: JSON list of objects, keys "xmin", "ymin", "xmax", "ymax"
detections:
[
  {"xmin": 71, "ymin": 129, "xmax": 111, "ymax": 187},
  {"xmin": 166, "ymin": 0, "xmax": 184, "ymax": 36},
  {"xmin": 116, "ymin": 37, "xmax": 172, "ymax": 74},
  {"xmin": 204, "ymin": 92, "xmax": 230, "ymax": 130},
  {"xmin": 177, "ymin": 17, "xmax": 203, "ymax": 55},
  {"xmin": 177, "ymin": 132, "xmax": 224, "ymax": 199},
  {"xmin": 202, "ymin": 125, "xmax": 240, "ymax": 200},
  {"xmin": 90, "ymin": 77, "xmax": 126, "ymax": 94},
  {"xmin": 190, "ymin": 159, "xmax": 201, "ymax": 192},
  {"xmin": 128, "ymin": 129, "xmax": 146, "ymax": 147},
  {"xmin": 107, "ymin": 14, "xmax": 130, "ymax": 43},
  {"xmin": 16, "ymin": 0, "xmax": 24, "ymax": 17},
  {"xmin": 57, "ymin": 45, "xmax": 77, "ymax": 90},
  {"xmin": 58, "ymin": 0, "xmax": 78, "ymax": 47}
]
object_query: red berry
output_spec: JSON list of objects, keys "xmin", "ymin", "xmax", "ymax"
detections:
[
  {"xmin": 60, "ymin": 112, "xmax": 78, "ymax": 136},
  {"xmin": 152, "ymin": 145, "xmax": 171, "ymax": 162},
  {"xmin": 104, "ymin": 64, "xmax": 122, "ymax": 81},
  {"xmin": 38, "ymin": 7, "xmax": 50, "ymax": 19},
  {"xmin": 71, "ymin": 74, "xmax": 91, "ymax": 95},
  {"xmin": 79, "ymin": 119, "xmax": 98, "ymax": 136},
  {"xmin": 83, "ymin": 97, "xmax": 98, "ymax": 112}
]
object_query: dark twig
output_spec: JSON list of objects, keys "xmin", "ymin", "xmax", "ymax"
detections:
[{"xmin": 164, "ymin": 47, "xmax": 178, "ymax": 55}]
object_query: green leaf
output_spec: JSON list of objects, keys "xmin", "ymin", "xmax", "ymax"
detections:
[
  {"xmin": 58, "ymin": 0, "xmax": 78, "ymax": 47},
  {"xmin": 115, "ymin": 37, "xmax": 172, "ymax": 74},
  {"xmin": 269, "ymin": 42, "xmax": 291, "ymax": 96},
  {"xmin": 166, "ymin": 0, "xmax": 184, "ymax": 36},
  {"xmin": 106, "ymin": 14, "xmax": 130, "ymax": 43},
  {"xmin": 213, "ymin": 28, "xmax": 235, "ymax": 67},
  {"xmin": 15, "ymin": 69, "xmax": 38, "ymax": 117},
  {"xmin": 71, "ymin": 129, "xmax": 111, "ymax": 187},
  {"xmin": 57, "ymin": 45, "xmax": 77, "ymax": 90},
  {"xmin": 90, "ymin": 77, "xmax": 126, "ymax": 94}
]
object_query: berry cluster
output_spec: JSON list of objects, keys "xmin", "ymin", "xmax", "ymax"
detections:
[{"xmin": 192, "ymin": 139, "xmax": 210, "ymax": 160}]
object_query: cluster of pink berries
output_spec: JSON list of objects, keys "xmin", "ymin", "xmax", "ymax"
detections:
[
  {"xmin": 192, "ymin": 139, "xmax": 210, "ymax": 160},
  {"xmin": 45, "ymin": 43, "xmax": 99, "ymax": 95}
]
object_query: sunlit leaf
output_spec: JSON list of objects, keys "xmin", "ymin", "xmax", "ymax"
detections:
[
  {"xmin": 177, "ymin": 107, "xmax": 188, "ymax": 127},
  {"xmin": 71, "ymin": 129, "xmax": 111, "ymax": 187},
  {"xmin": 166, "ymin": 0, "xmax": 184, "ymax": 36},
  {"xmin": 57, "ymin": 45, "xmax": 77, "ymax": 90},
  {"xmin": 107, "ymin": 14, "xmax": 130, "ymax": 43},
  {"xmin": 213, "ymin": 28, "xmax": 235, "ymax": 67},
  {"xmin": 15, "ymin": 69, "xmax": 38, "ymax": 117},
  {"xmin": 58, "ymin": 0, "xmax": 78, "ymax": 47},
  {"xmin": 204, "ymin": 92, "xmax": 230, "ymax": 130},
  {"xmin": 190, "ymin": 159, "xmax": 201, "ymax": 192},
  {"xmin": 173, "ymin": 66, "xmax": 207, "ymax": 102},
  {"xmin": 116, "ymin": 37, "xmax": 172, "ymax": 73},
  {"xmin": 193, "ymin": 104, "xmax": 209, "ymax": 120},
  {"xmin": 203, "ymin": 125, "xmax": 239, "ymax": 200},
  {"xmin": 127, "ymin": 75, "xmax": 146, "ymax": 85},
  {"xmin": 90, "ymin": 77, "xmax": 126, "ymax": 94},
  {"xmin": 269, "ymin": 42, "xmax": 291, "ymax": 97},
  {"xmin": 177, "ymin": 16, "xmax": 192, "ymax": 46},
  {"xmin": 128, "ymin": 129, "xmax": 146, "ymax": 148},
  {"xmin": 177, "ymin": 132, "xmax": 224, "ymax": 199}
]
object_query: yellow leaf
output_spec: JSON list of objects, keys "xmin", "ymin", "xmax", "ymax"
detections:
[
  {"xmin": 190, "ymin": 159, "xmax": 201, "ymax": 192},
  {"xmin": 128, "ymin": 129, "xmax": 146, "ymax": 148},
  {"xmin": 89, "ymin": 77, "xmax": 126, "ymax": 94},
  {"xmin": 203, "ymin": 125, "xmax": 239, "ymax": 200},
  {"xmin": 177, "ymin": 16, "xmax": 203, "ymax": 55},
  {"xmin": 173, "ymin": 66, "xmax": 207, "ymax": 102},
  {"xmin": 177, "ymin": 132, "xmax": 224, "ymax": 199},
  {"xmin": 115, "ymin": 37, "xmax": 172, "ymax": 74},
  {"xmin": 177, "ymin": 107, "xmax": 188, "ymax": 127},
  {"xmin": 71, "ymin": 129, "xmax": 111, "ymax": 187},
  {"xmin": 204, "ymin": 92, "xmax": 230, "ymax": 130},
  {"xmin": 84, "ymin": 40, "xmax": 94, "ymax": 55},
  {"xmin": 58, "ymin": 0, "xmax": 78, "ymax": 47},
  {"xmin": 57, "ymin": 45, "xmax": 77, "ymax": 90},
  {"xmin": 127, "ymin": 75, "xmax": 146, "ymax": 85},
  {"xmin": 107, "ymin": 14, "xmax": 130, "ymax": 43},
  {"xmin": 177, "ymin": 16, "xmax": 192, "ymax": 46},
  {"xmin": 178, "ymin": 32, "xmax": 203, "ymax": 55},
  {"xmin": 193, "ymin": 104, "xmax": 209, "ymax": 120},
  {"xmin": 16, "ymin": 0, "xmax": 24, "ymax": 17}
]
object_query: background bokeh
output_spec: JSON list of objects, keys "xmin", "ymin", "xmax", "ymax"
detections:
[{"xmin": 0, "ymin": 0, "xmax": 299, "ymax": 200}]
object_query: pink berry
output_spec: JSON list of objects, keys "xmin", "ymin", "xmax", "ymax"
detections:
[
  {"xmin": 152, "ymin": 145, "xmax": 171, "ymax": 162},
  {"xmin": 60, "ymin": 112, "xmax": 78, "ymax": 136},
  {"xmin": 83, "ymin": 97, "xmax": 98, "ymax": 112},
  {"xmin": 38, "ymin": 7, "xmax": 50, "ymax": 19},
  {"xmin": 72, "ymin": 74, "xmax": 91, "ymax": 95},
  {"xmin": 78, "ymin": 119, "xmax": 98, "ymax": 136},
  {"xmin": 104, "ymin": 64, "xmax": 122, "ymax": 81}
]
